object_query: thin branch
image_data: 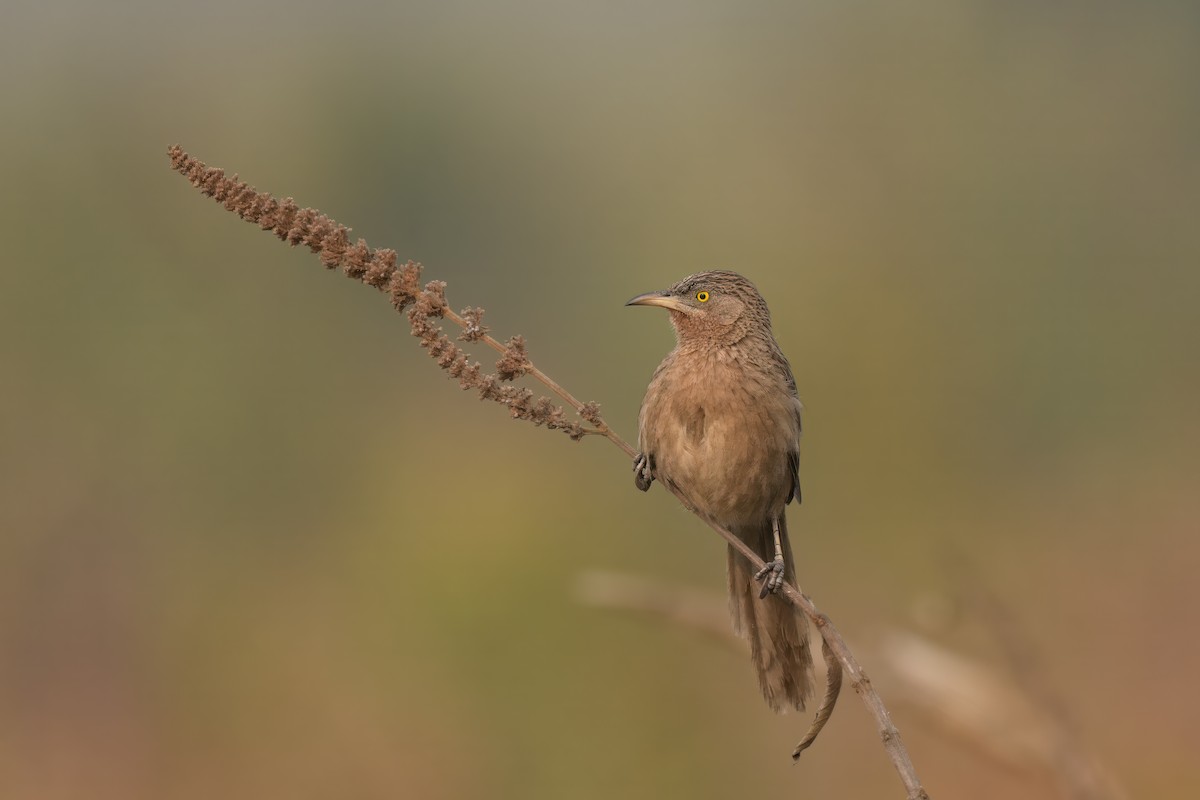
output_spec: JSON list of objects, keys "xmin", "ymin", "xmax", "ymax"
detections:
[
  {"xmin": 575, "ymin": 569, "xmax": 735, "ymax": 643},
  {"xmin": 947, "ymin": 566, "xmax": 1129, "ymax": 800},
  {"xmin": 167, "ymin": 145, "xmax": 929, "ymax": 800},
  {"xmin": 879, "ymin": 631, "xmax": 1126, "ymax": 800},
  {"xmin": 793, "ymin": 636, "xmax": 843, "ymax": 758},
  {"xmin": 575, "ymin": 570, "xmax": 844, "ymax": 762}
]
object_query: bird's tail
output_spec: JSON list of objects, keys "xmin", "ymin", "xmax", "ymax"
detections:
[{"xmin": 726, "ymin": 516, "xmax": 813, "ymax": 713}]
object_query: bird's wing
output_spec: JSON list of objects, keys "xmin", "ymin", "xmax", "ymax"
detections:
[
  {"xmin": 773, "ymin": 348, "xmax": 803, "ymax": 505},
  {"xmin": 788, "ymin": 449, "xmax": 801, "ymax": 505}
]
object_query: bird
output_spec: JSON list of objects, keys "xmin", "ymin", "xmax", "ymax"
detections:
[{"xmin": 627, "ymin": 270, "xmax": 813, "ymax": 712}]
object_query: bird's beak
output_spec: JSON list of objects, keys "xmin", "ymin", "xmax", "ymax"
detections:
[{"xmin": 625, "ymin": 291, "xmax": 691, "ymax": 313}]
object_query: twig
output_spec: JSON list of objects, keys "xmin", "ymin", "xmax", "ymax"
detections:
[
  {"xmin": 442, "ymin": 305, "xmax": 635, "ymax": 457},
  {"xmin": 949, "ymin": 568, "xmax": 1128, "ymax": 800},
  {"xmin": 167, "ymin": 145, "xmax": 930, "ymax": 800},
  {"xmin": 879, "ymin": 631, "xmax": 1126, "ymax": 800},
  {"xmin": 793, "ymin": 636, "xmax": 843, "ymax": 759},
  {"xmin": 575, "ymin": 570, "xmax": 844, "ymax": 762},
  {"xmin": 575, "ymin": 569, "xmax": 734, "ymax": 643}
]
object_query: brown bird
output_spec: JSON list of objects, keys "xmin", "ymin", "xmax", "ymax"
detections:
[{"xmin": 628, "ymin": 270, "xmax": 813, "ymax": 712}]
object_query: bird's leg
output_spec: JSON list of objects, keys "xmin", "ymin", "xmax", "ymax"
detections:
[
  {"xmin": 633, "ymin": 452, "xmax": 655, "ymax": 492},
  {"xmin": 754, "ymin": 517, "xmax": 787, "ymax": 598}
]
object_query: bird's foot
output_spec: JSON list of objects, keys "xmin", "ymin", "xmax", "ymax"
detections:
[
  {"xmin": 754, "ymin": 557, "xmax": 786, "ymax": 598},
  {"xmin": 633, "ymin": 452, "xmax": 654, "ymax": 492}
]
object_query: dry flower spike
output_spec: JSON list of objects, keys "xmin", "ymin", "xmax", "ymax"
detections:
[{"xmin": 167, "ymin": 144, "xmax": 611, "ymax": 444}]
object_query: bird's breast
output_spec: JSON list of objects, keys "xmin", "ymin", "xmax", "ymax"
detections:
[{"xmin": 638, "ymin": 352, "xmax": 798, "ymax": 526}]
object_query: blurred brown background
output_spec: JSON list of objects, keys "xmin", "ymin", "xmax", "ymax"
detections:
[{"xmin": 1, "ymin": 1, "xmax": 1197, "ymax": 798}]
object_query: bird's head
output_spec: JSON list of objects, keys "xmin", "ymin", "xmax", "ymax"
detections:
[{"xmin": 626, "ymin": 270, "xmax": 772, "ymax": 345}]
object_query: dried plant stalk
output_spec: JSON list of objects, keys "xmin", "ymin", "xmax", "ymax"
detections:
[
  {"xmin": 575, "ymin": 569, "xmax": 842, "ymax": 759},
  {"xmin": 166, "ymin": 145, "xmax": 625, "ymax": 446},
  {"xmin": 168, "ymin": 145, "xmax": 929, "ymax": 800},
  {"xmin": 880, "ymin": 631, "xmax": 1126, "ymax": 800}
]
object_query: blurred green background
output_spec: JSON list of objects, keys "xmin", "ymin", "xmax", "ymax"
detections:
[{"xmin": 2, "ymin": 1, "xmax": 1197, "ymax": 798}]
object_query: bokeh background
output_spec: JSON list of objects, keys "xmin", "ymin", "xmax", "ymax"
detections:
[{"xmin": 2, "ymin": 1, "xmax": 1197, "ymax": 798}]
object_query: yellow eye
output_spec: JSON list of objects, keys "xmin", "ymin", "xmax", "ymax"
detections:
[{"xmin": 696, "ymin": 291, "xmax": 710, "ymax": 302}]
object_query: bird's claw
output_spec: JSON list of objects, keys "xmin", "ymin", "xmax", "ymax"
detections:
[
  {"xmin": 754, "ymin": 556, "xmax": 786, "ymax": 598},
  {"xmin": 633, "ymin": 452, "xmax": 654, "ymax": 492}
]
